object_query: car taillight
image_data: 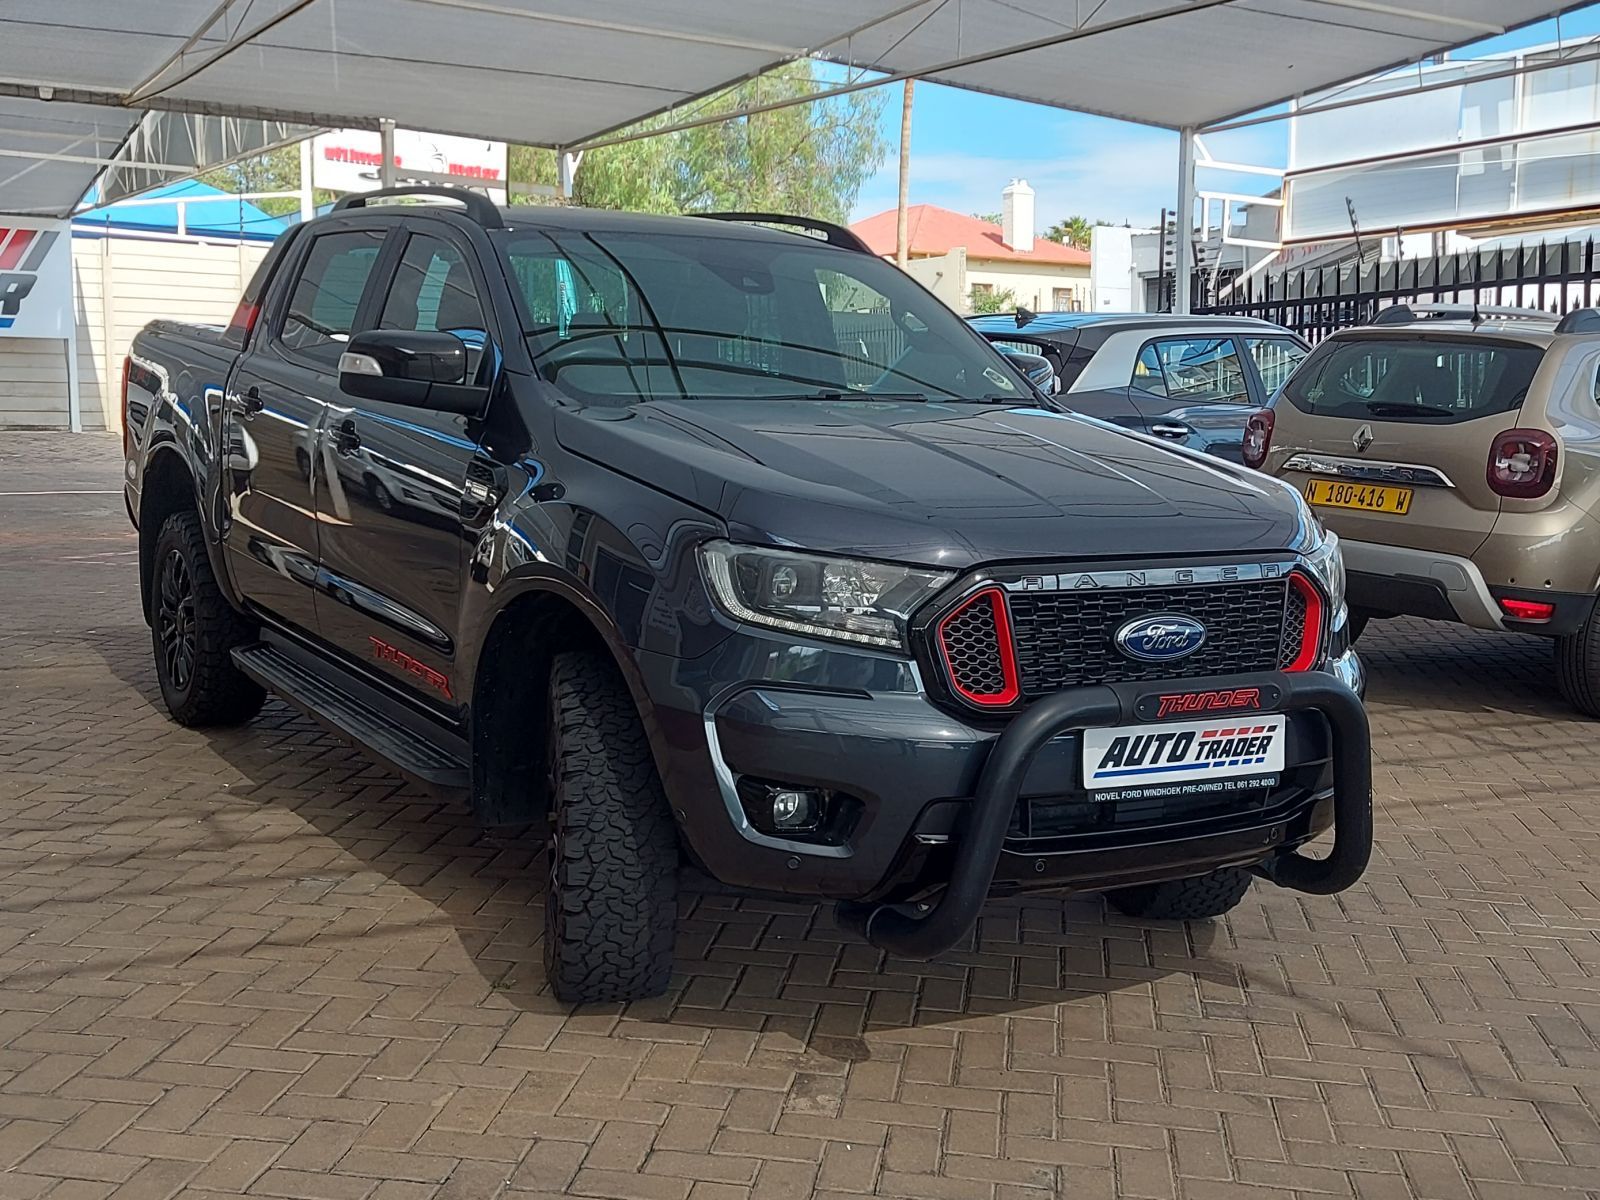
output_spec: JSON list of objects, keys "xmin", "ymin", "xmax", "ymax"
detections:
[
  {"xmin": 120, "ymin": 354, "xmax": 132, "ymax": 460},
  {"xmin": 226, "ymin": 299, "xmax": 261, "ymax": 345},
  {"xmin": 1487, "ymin": 429, "xmax": 1558, "ymax": 499},
  {"xmin": 1242, "ymin": 409, "xmax": 1274, "ymax": 470},
  {"xmin": 1500, "ymin": 598, "xmax": 1555, "ymax": 622}
]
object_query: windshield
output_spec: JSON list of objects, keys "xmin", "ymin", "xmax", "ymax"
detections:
[
  {"xmin": 495, "ymin": 228, "xmax": 1027, "ymax": 404},
  {"xmin": 1283, "ymin": 336, "xmax": 1543, "ymax": 424}
]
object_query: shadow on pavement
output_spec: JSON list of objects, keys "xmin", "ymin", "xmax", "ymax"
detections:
[{"xmin": 94, "ymin": 630, "xmax": 1236, "ymax": 1060}]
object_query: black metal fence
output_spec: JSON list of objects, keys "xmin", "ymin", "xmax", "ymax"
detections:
[{"xmin": 1196, "ymin": 239, "xmax": 1600, "ymax": 342}]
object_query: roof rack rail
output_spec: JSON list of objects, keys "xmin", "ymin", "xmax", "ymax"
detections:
[
  {"xmin": 332, "ymin": 185, "xmax": 504, "ymax": 229},
  {"xmin": 693, "ymin": 212, "xmax": 872, "ymax": 254},
  {"xmin": 1555, "ymin": 308, "xmax": 1600, "ymax": 334},
  {"xmin": 1372, "ymin": 302, "xmax": 1555, "ymax": 326}
]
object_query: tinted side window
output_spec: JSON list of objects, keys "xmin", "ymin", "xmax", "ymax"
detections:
[
  {"xmin": 379, "ymin": 235, "xmax": 485, "ymax": 335},
  {"xmin": 279, "ymin": 230, "xmax": 385, "ymax": 367},
  {"xmin": 379, "ymin": 234, "xmax": 488, "ymax": 381},
  {"xmin": 1131, "ymin": 344, "xmax": 1167, "ymax": 396},
  {"xmin": 1144, "ymin": 337, "xmax": 1250, "ymax": 404},
  {"xmin": 1247, "ymin": 336, "xmax": 1308, "ymax": 395}
]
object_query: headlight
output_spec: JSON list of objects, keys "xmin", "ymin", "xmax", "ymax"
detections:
[
  {"xmin": 699, "ymin": 541, "xmax": 954, "ymax": 651},
  {"xmin": 1303, "ymin": 528, "xmax": 1346, "ymax": 611}
]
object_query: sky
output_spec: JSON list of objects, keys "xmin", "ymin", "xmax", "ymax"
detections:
[{"xmin": 847, "ymin": 4, "xmax": 1600, "ymax": 231}]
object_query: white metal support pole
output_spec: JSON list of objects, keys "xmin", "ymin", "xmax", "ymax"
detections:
[
  {"xmin": 65, "ymin": 328, "xmax": 82, "ymax": 434},
  {"xmin": 1175, "ymin": 126, "xmax": 1197, "ymax": 314},
  {"xmin": 379, "ymin": 119, "xmax": 397, "ymax": 188},
  {"xmin": 299, "ymin": 137, "xmax": 315, "ymax": 221}
]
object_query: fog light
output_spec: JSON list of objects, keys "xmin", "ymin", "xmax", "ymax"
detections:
[{"xmin": 769, "ymin": 787, "xmax": 822, "ymax": 832}]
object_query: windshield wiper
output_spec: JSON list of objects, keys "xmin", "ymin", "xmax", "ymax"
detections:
[
  {"xmin": 1366, "ymin": 401, "xmax": 1456, "ymax": 418},
  {"xmin": 762, "ymin": 391, "xmax": 935, "ymax": 403}
]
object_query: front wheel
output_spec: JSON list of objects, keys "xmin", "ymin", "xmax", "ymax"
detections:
[
  {"xmin": 1105, "ymin": 866, "xmax": 1252, "ymax": 921},
  {"xmin": 1555, "ymin": 602, "xmax": 1600, "ymax": 717},
  {"xmin": 543, "ymin": 650, "xmax": 678, "ymax": 1004},
  {"xmin": 149, "ymin": 510, "xmax": 265, "ymax": 727}
]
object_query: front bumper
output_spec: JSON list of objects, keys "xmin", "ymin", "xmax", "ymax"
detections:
[
  {"xmin": 645, "ymin": 633, "xmax": 1371, "ymax": 953},
  {"xmin": 835, "ymin": 669, "xmax": 1370, "ymax": 958}
]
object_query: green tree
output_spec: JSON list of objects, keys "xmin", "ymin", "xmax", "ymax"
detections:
[
  {"xmin": 198, "ymin": 145, "xmax": 337, "ymax": 218},
  {"xmin": 971, "ymin": 211, "xmax": 1002, "ymax": 225},
  {"xmin": 1044, "ymin": 215, "xmax": 1095, "ymax": 250},
  {"xmin": 510, "ymin": 64, "xmax": 889, "ymax": 221},
  {"xmin": 969, "ymin": 286, "xmax": 1016, "ymax": 315}
]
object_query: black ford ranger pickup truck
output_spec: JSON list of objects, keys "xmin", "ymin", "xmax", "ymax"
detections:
[{"xmin": 123, "ymin": 187, "xmax": 1371, "ymax": 1003}]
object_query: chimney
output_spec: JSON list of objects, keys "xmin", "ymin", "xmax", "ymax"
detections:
[{"xmin": 1001, "ymin": 179, "xmax": 1034, "ymax": 253}]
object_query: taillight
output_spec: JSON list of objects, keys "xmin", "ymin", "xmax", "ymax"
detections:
[
  {"xmin": 1487, "ymin": 429, "xmax": 1558, "ymax": 499},
  {"xmin": 1500, "ymin": 598, "xmax": 1555, "ymax": 622},
  {"xmin": 1284, "ymin": 571, "xmax": 1325, "ymax": 673},
  {"xmin": 120, "ymin": 354, "xmax": 133, "ymax": 460},
  {"xmin": 226, "ymin": 299, "xmax": 261, "ymax": 345},
  {"xmin": 936, "ymin": 586, "xmax": 1021, "ymax": 707},
  {"xmin": 1242, "ymin": 409, "xmax": 1274, "ymax": 470}
]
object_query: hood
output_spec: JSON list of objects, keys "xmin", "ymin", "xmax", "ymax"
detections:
[{"xmin": 555, "ymin": 399, "xmax": 1314, "ymax": 570}]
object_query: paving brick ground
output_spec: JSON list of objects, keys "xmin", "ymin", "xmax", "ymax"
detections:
[{"xmin": 0, "ymin": 431, "xmax": 1596, "ymax": 1200}]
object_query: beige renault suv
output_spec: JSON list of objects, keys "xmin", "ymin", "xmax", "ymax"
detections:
[{"xmin": 1246, "ymin": 303, "xmax": 1600, "ymax": 716}]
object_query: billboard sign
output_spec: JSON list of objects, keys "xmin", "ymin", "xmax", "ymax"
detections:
[
  {"xmin": 0, "ymin": 219, "xmax": 71, "ymax": 339},
  {"xmin": 311, "ymin": 129, "xmax": 506, "ymax": 203}
]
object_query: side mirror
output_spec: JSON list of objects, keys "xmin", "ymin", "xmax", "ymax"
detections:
[
  {"xmin": 338, "ymin": 329, "xmax": 487, "ymax": 414},
  {"xmin": 997, "ymin": 346, "xmax": 1057, "ymax": 395}
]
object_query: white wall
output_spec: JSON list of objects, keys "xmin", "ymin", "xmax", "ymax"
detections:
[
  {"xmin": 967, "ymin": 259, "xmax": 1091, "ymax": 313},
  {"xmin": 0, "ymin": 232, "xmax": 271, "ymax": 430},
  {"xmin": 902, "ymin": 248, "xmax": 967, "ymax": 311}
]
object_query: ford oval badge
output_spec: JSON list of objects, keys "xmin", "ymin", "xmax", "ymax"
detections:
[{"xmin": 1115, "ymin": 614, "xmax": 1207, "ymax": 662}]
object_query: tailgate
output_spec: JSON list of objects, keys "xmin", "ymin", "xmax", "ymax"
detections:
[{"xmin": 1271, "ymin": 334, "xmax": 1546, "ymax": 559}]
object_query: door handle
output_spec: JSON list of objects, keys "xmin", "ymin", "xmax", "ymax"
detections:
[
  {"xmin": 240, "ymin": 385, "xmax": 263, "ymax": 415},
  {"xmin": 1150, "ymin": 422, "xmax": 1191, "ymax": 439},
  {"xmin": 334, "ymin": 418, "xmax": 361, "ymax": 456}
]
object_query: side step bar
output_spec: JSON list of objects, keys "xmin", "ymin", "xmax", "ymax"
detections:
[{"xmin": 232, "ymin": 642, "xmax": 469, "ymax": 789}]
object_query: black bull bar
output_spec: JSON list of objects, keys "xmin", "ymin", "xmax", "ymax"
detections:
[{"xmin": 838, "ymin": 671, "xmax": 1372, "ymax": 959}]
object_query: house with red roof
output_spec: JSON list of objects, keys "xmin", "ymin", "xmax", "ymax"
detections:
[{"xmin": 851, "ymin": 180, "xmax": 1091, "ymax": 315}]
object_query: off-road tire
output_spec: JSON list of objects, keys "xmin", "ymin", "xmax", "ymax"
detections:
[
  {"xmin": 150, "ymin": 510, "xmax": 265, "ymax": 727},
  {"xmin": 544, "ymin": 650, "xmax": 677, "ymax": 1003},
  {"xmin": 1105, "ymin": 866, "xmax": 1253, "ymax": 921},
  {"xmin": 1556, "ymin": 604, "xmax": 1600, "ymax": 717}
]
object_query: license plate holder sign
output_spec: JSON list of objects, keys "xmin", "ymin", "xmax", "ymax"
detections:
[{"xmin": 1082, "ymin": 716, "xmax": 1287, "ymax": 794}]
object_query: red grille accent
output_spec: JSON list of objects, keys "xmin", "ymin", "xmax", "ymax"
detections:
[
  {"xmin": 1284, "ymin": 571, "xmax": 1324, "ymax": 673},
  {"xmin": 936, "ymin": 587, "xmax": 1020, "ymax": 707}
]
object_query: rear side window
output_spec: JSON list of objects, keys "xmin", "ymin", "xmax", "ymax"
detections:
[
  {"xmin": 1284, "ymin": 337, "xmax": 1543, "ymax": 424},
  {"xmin": 1131, "ymin": 337, "xmax": 1251, "ymax": 404},
  {"xmin": 279, "ymin": 229, "xmax": 385, "ymax": 367},
  {"xmin": 1246, "ymin": 336, "xmax": 1308, "ymax": 396}
]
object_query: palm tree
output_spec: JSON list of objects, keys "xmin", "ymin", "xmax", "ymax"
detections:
[
  {"xmin": 895, "ymin": 80, "xmax": 914, "ymax": 268},
  {"xmin": 1045, "ymin": 215, "xmax": 1095, "ymax": 250}
]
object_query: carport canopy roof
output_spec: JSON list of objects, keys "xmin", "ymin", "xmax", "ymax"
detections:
[{"xmin": 0, "ymin": 0, "xmax": 1582, "ymax": 216}]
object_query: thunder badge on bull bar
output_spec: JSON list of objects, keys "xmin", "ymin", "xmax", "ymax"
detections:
[{"xmin": 1081, "ymin": 715, "xmax": 1288, "ymax": 791}]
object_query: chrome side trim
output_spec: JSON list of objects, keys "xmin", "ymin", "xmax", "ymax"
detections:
[
  {"xmin": 1282, "ymin": 453, "xmax": 1456, "ymax": 488},
  {"xmin": 998, "ymin": 561, "xmax": 1299, "ymax": 592}
]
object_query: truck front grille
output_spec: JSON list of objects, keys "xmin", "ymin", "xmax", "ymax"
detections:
[{"xmin": 931, "ymin": 573, "xmax": 1317, "ymax": 710}]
